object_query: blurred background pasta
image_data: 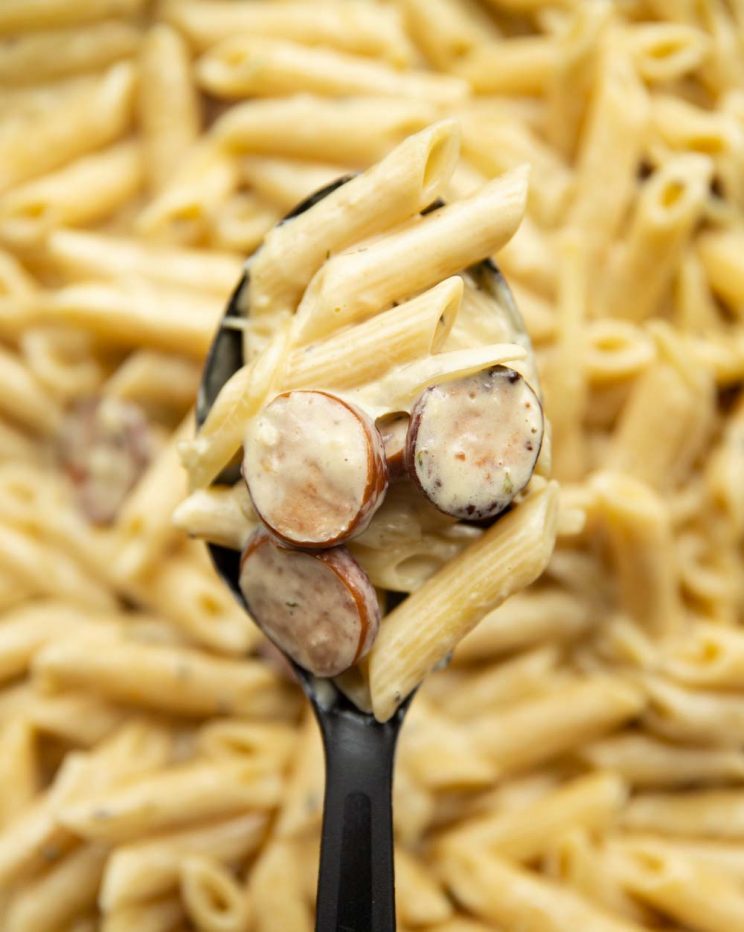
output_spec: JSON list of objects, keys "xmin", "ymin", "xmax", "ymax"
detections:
[{"xmin": 1, "ymin": 0, "xmax": 744, "ymax": 930}]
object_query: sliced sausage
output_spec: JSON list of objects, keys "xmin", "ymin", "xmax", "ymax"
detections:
[
  {"xmin": 243, "ymin": 390, "xmax": 388, "ymax": 548},
  {"xmin": 239, "ymin": 529, "xmax": 380, "ymax": 678},
  {"xmin": 376, "ymin": 412, "xmax": 410, "ymax": 481},
  {"xmin": 59, "ymin": 396, "xmax": 153, "ymax": 525},
  {"xmin": 405, "ymin": 365, "xmax": 543, "ymax": 521}
]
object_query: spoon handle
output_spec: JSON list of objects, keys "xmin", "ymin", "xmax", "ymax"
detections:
[{"xmin": 314, "ymin": 705, "xmax": 401, "ymax": 931}]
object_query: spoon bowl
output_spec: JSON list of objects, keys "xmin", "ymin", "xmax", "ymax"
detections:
[{"xmin": 197, "ymin": 177, "xmax": 528, "ymax": 932}]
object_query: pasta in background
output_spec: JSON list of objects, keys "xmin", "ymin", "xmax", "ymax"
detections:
[{"xmin": 0, "ymin": 0, "xmax": 743, "ymax": 929}]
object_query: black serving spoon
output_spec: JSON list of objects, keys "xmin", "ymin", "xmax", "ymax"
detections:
[{"xmin": 197, "ymin": 177, "xmax": 528, "ymax": 932}]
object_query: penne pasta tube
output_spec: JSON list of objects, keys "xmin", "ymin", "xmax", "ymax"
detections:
[
  {"xmin": 0, "ymin": 20, "xmax": 140, "ymax": 86},
  {"xmin": 173, "ymin": 483, "xmax": 256, "ymax": 551},
  {"xmin": 181, "ymin": 855, "xmax": 250, "ymax": 932},
  {"xmin": 59, "ymin": 759, "xmax": 283, "ymax": 841},
  {"xmin": 33, "ymin": 632, "xmax": 292, "ymax": 719},
  {"xmin": 0, "ymin": 142, "xmax": 143, "ymax": 248},
  {"xmin": 662, "ymin": 623, "xmax": 744, "ymax": 687},
  {"xmin": 283, "ymin": 277, "xmax": 462, "ymax": 391},
  {"xmin": 25, "ymin": 690, "xmax": 126, "ymax": 747},
  {"xmin": 36, "ymin": 280, "xmax": 223, "ymax": 357},
  {"xmin": 612, "ymin": 839, "xmax": 744, "ymax": 932},
  {"xmin": 0, "ymin": 599, "xmax": 117, "ymax": 683},
  {"xmin": 629, "ymin": 22, "xmax": 711, "ymax": 83},
  {"xmin": 295, "ymin": 165, "xmax": 529, "ymax": 342},
  {"xmin": 622, "ymin": 789, "xmax": 744, "ymax": 838},
  {"xmin": 453, "ymin": 587, "xmax": 592, "ymax": 663},
  {"xmin": 49, "ymin": 229, "xmax": 241, "ymax": 295},
  {"xmin": 438, "ymin": 844, "xmax": 647, "ymax": 932},
  {"xmin": 111, "ymin": 413, "xmax": 192, "ymax": 582},
  {"xmin": 178, "ymin": 323, "xmax": 292, "ymax": 490},
  {"xmin": 199, "ymin": 36, "xmax": 467, "ymax": 105},
  {"xmin": 0, "ymin": 719, "xmax": 37, "ymax": 828},
  {"xmin": 21, "ymin": 326, "xmax": 104, "ymax": 401},
  {"xmin": 247, "ymin": 120, "xmax": 460, "ymax": 318},
  {"xmin": 698, "ymin": 228, "xmax": 744, "ymax": 313},
  {"xmin": 0, "ymin": 0, "xmax": 147, "ymax": 33},
  {"xmin": 399, "ymin": 0, "xmax": 497, "ymax": 70},
  {"xmin": 4, "ymin": 842, "xmax": 108, "ymax": 932},
  {"xmin": 604, "ymin": 357, "xmax": 714, "ymax": 492},
  {"xmin": 101, "ymin": 897, "xmax": 184, "ymax": 932},
  {"xmin": 130, "ymin": 547, "xmax": 265, "ymax": 657},
  {"xmin": 541, "ymin": 233, "xmax": 588, "ymax": 480},
  {"xmin": 428, "ymin": 645, "xmax": 561, "ymax": 719},
  {"xmin": 241, "ymin": 156, "xmax": 348, "ymax": 213},
  {"xmin": 248, "ymin": 839, "xmax": 314, "ymax": 932},
  {"xmin": 0, "ymin": 345, "xmax": 61, "ymax": 435},
  {"xmin": 599, "ymin": 154, "xmax": 712, "ymax": 320},
  {"xmin": 397, "ymin": 697, "xmax": 496, "ymax": 791},
  {"xmin": 545, "ymin": 830, "xmax": 654, "ymax": 925},
  {"xmin": 568, "ymin": 43, "xmax": 649, "ymax": 248},
  {"xmin": 0, "ymin": 63, "xmax": 135, "ymax": 195},
  {"xmin": 545, "ymin": 1, "xmax": 612, "ymax": 159},
  {"xmin": 0, "ymin": 524, "xmax": 117, "ymax": 611},
  {"xmin": 136, "ymin": 140, "xmax": 238, "ymax": 245},
  {"xmin": 441, "ymin": 771, "xmax": 627, "ymax": 861},
  {"xmin": 642, "ymin": 672, "xmax": 744, "ymax": 747},
  {"xmin": 216, "ymin": 95, "xmax": 439, "ymax": 168},
  {"xmin": 456, "ymin": 35, "xmax": 560, "ymax": 95},
  {"xmin": 104, "ymin": 351, "xmax": 202, "ymax": 414},
  {"xmin": 161, "ymin": 0, "xmax": 413, "ymax": 64},
  {"xmin": 612, "ymin": 834, "xmax": 744, "ymax": 881},
  {"xmin": 101, "ymin": 813, "xmax": 267, "ymax": 910},
  {"xmin": 467, "ymin": 674, "xmax": 645, "ymax": 774},
  {"xmin": 590, "ymin": 471, "xmax": 683, "ymax": 637},
  {"xmin": 208, "ymin": 192, "xmax": 279, "ymax": 255},
  {"xmin": 0, "ymin": 721, "xmax": 171, "ymax": 888},
  {"xmin": 273, "ymin": 714, "xmax": 325, "ymax": 841},
  {"xmin": 396, "ymin": 847, "xmax": 453, "ymax": 928},
  {"xmin": 369, "ymin": 482, "xmax": 559, "ymax": 721},
  {"xmin": 581, "ymin": 731, "xmax": 744, "ymax": 788},
  {"xmin": 138, "ymin": 24, "xmax": 201, "ymax": 194}
]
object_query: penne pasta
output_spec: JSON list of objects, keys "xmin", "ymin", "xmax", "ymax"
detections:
[
  {"xmin": 369, "ymin": 483, "xmax": 559, "ymax": 721},
  {"xmin": 138, "ymin": 24, "xmax": 201, "ymax": 194},
  {"xmin": 0, "ymin": 63, "xmax": 135, "ymax": 196},
  {"xmin": 294, "ymin": 165, "xmax": 529, "ymax": 342},
  {"xmin": 198, "ymin": 37, "xmax": 468, "ymax": 104},
  {"xmin": 101, "ymin": 812, "xmax": 267, "ymax": 910},
  {"xmin": 247, "ymin": 120, "xmax": 460, "ymax": 319},
  {"xmin": 162, "ymin": 0, "xmax": 413, "ymax": 64},
  {"xmin": 0, "ymin": 20, "xmax": 140, "ymax": 86},
  {"xmin": 466, "ymin": 674, "xmax": 645, "ymax": 775}
]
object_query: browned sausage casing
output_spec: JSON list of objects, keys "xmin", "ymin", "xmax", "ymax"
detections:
[
  {"xmin": 405, "ymin": 366, "xmax": 543, "ymax": 521},
  {"xmin": 376, "ymin": 412, "xmax": 410, "ymax": 480},
  {"xmin": 242, "ymin": 390, "xmax": 388, "ymax": 548},
  {"xmin": 239, "ymin": 529, "xmax": 380, "ymax": 677}
]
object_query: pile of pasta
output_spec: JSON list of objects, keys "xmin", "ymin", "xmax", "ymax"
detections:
[{"xmin": 1, "ymin": 0, "xmax": 744, "ymax": 929}]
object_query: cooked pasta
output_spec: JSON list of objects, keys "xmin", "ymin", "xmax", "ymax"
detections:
[{"xmin": 1, "ymin": 0, "xmax": 744, "ymax": 928}]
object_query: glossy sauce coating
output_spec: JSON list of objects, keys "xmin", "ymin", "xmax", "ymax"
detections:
[
  {"xmin": 239, "ymin": 529, "xmax": 380, "ymax": 677},
  {"xmin": 243, "ymin": 390, "xmax": 388, "ymax": 548},
  {"xmin": 406, "ymin": 366, "xmax": 543, "ymax": 520}
]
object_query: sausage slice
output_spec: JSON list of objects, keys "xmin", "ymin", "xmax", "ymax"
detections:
[
  {"xmin": 376, "ymin": 412, "xmax": 410, "ymax": 481},
  {"xmin": 239, "ymin": 529, "xmax": 380, "ymax": 677},
  {"xmin": 243, "ymin": 390, "xmax": 388, "ymax": 548},
  {"xmin": 406, "ymin": 366, "xmax": 543, "ymax": 521},
  {"xmin": 59, "ymin": 396, "xmax": 153, "ymax": 525}
]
